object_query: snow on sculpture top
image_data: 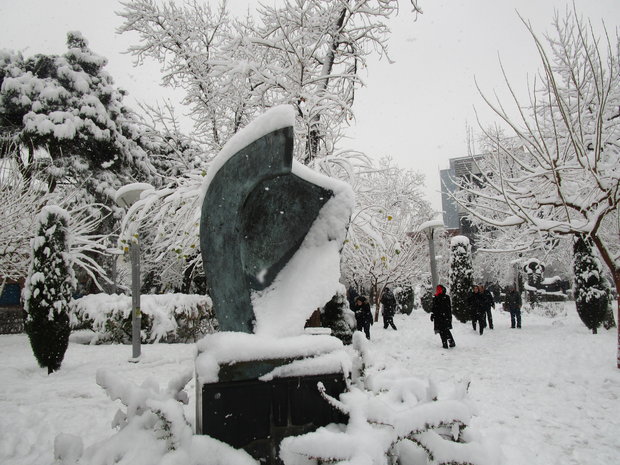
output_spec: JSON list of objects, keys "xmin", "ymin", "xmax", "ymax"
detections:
[{"xmin": 200, "ymin": 105, "xmax": 354, "ymax": 337}]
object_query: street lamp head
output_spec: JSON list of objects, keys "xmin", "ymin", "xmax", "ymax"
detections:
[
  {"xmin": 416, "ymin": 217, "xmax": 445, "ymax": 239},
  {"xmin": 114, "ymin": 183, "xmax": 154, "ymax": 208}
]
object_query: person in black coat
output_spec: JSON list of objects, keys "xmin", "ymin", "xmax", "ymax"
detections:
[
  {"xmin": 354, "ymin": 295, "xmax": 373, "ymax": 340},
  {"xmin": 468, "ymin": 285, "xmax": 486, "ymax": 335},
  {"xmin": 480, "ymin": 285, "xmax": 495, "ymax": 330},
  {"xmin": 504, "ymin": 286, "xmax": 522, "ymax": 328},
  {"xmin": 380, "ymin": 286, "xmax": 398, "ymax": 330},
  {"xmin": 346, "ymin": 286, "xmax": 359, "ymax": 311},
  {"xmin": 430, "ymin": 284, "xmax": 455, "ymax": 348}
]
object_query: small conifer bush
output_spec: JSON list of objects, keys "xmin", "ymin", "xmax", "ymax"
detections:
[
  {"xmin": 449, "ymin": 236, "xmax": 474, "ymax": 323},
  {"xmin": 24, "ymin": 206, "xmax": 76, "ymax": 374},
  {"xmin": 573, "ymin": 234, "xmax": 612, "ymax": 334}
]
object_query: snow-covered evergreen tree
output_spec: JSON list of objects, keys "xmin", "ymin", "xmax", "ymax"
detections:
[
  {"xmin": 0, "ymin": 32, "xmax": 157, "ymax": 202},
  {"xmin": 24, "ymin": 206, "xmax": 76, "ymax": 374},
  {"xmin": 573, "ymin": 234, "xmax": 613, "ymax": 334},
  {"xmin": 449, "ymin": 236, "xmax": 474, "ymax": 323}
]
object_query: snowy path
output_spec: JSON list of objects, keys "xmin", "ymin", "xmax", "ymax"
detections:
[
  {"xmin": 0, "ymin": 305, "xmax": 618, "ymax": 465},
  {"xmin": 371, "ymin": 308, "xmax": 620, "ymax": 465}
]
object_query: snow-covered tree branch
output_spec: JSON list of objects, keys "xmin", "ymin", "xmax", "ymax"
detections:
[{"xmin": 452, "ymin": 8, "xmax": 620, "ymax": 365}]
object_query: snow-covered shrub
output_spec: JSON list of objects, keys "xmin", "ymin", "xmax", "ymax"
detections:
[
  {"xmin": 572, "ymin": 235, "xmax": 614, "ymax": 333},
  {"xmin": 322, "ymin": 292, "xmax": 355, "ymax": 345},
  {"xmin": 524, "ymin": 301, "xmax": 567, "ymax": 319},
  {"xmin": 69, "ymin": 293, "xmax": 217, "ymax": 343},
  {"xmin": 449, "ymin": 236, "xmax": 474, "ymax": 323},
  {"xmin": 395, "ymin": 285, "xmax": 415, "ymax": 315},
  {"xmin": 419, "ymin": 279, "xmax": 433, "ymax": 313},
  {"xmin": 54, "ymin": 369, "xmax": 258, "ymax": 465},
  {"xmin": 24, "ymin": 206, "xmax": 76, "ymax": 374},
  {"xmin": 279, "ymin": 332, "xmax": 493, "ymax": 465}
]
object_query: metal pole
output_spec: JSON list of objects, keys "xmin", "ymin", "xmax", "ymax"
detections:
[
  {"xmin": 130, "ymin": 238, "xmax": 141, "ymax": 361},
  {"xmin": 428, "ymin": 229, "xmax": 439, "ymax": 289}
]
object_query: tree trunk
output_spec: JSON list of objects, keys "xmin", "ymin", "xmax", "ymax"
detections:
[{"xmin": 590, "ymin": 235, "xmax": 620, "ymax": 369}]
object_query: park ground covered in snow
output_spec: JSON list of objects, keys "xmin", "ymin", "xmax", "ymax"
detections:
[{"xmin": 1, "ymin": 301, "xmax": 618, "ymax": 465}]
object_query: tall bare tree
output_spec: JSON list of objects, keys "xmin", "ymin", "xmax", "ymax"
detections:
[
  {"xmin": 119, "ymin": 0, "xmax": 423, "ymax": 165},
  {"xmin": 453, "ymin": 9, "xmax": 620, "ymax": 366},
  {"xmin": 341, "ymin": 156, "xmax": 432, "ymax": 317}
]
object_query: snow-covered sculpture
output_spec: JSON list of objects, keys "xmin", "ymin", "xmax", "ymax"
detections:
[
  {"xmin": 200, "ymin": 105, "xmax": 354, "ymax": 336},
  {"xmin": 196, "ymin": 105, "xmax": 354, "ymax": 463}
]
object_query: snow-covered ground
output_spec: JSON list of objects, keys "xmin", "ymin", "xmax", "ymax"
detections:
[{"xmin": 1, "ymin": 302, "xmax": 618, "ymax": 465}]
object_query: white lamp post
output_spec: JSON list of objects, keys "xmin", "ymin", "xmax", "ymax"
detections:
[
  {"xmin": 416, "ymin": 217, "xmax": 445, "ymax": 290},
  {"xmin": 114, "ymin": 182, "xmax": 153, "ymax": 362}
]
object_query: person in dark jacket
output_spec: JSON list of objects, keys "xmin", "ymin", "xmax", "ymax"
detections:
[
  {"xmin": 380, "ymin": 286, "xmax": 398, "ymax": 330},
  {"xmin": 346, "ymin": 286, "xmax": 359, "ymax": 311},
  {"xmin": 430, "ymin": 284, "xmax": 455, "ymax": 348},
  {"xmin": 467, "ymin": 285, "xmax": 486, "ymax": 334},
  {"xmin": 504, "ymin": 286, "xmax": 522, "ymax": 328},
  {"xmin": 354, "ymin": 295, "xmax": 373, "ymax": 340},
  {"xmin": 479, "ymin": 284, "xmax": 495, "ymax": 330}
]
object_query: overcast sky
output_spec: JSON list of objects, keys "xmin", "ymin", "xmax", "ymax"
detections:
[{"xmin": 1, "ymin": 0, "xmax": 618, "ymax": 209}]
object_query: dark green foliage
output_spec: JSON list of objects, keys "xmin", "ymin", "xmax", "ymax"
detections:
[
  {"xmin": 322, "ymin": 293, "xmax": 353, "ymax": 345},
  {"xmin": 0, "ymin": 32, "xmax": 156, "ymax": 203},
  {"xmin": 24, "ymin": 207, "xmax": 75, "ymax": 374},
  {"xmin": 573, "ymin": 234, "xmax": 613, "ymax": 334},
  {"xmin": 395, "ymin": 285, "xmax": 414, "ymax": 315},
  {"xmin": 449, "ymin": 237, "xmax": 474, "ymax": 323},
  {"xmin": 420, "ymin": 279, "xmax": 433, "ymax": 313}
]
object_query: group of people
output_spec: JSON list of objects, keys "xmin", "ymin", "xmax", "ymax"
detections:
[
  {"xmin": 346, "ymin": 286, "xmax": 398, "ymax": 340},
  {"xmin": 429, "ymin": 283, "xmax": 523, "ymax": 349},
  {"xmin": 468, "ymin": 284, "xmax": 496, "ymax": 335},
  {"xmin": 346, "ymin": 282, "xmax": 523, "ymax": 349}
]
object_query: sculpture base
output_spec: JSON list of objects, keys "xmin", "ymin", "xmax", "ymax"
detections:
[{"xmin": 198, "ymin": 361, "xmax": 347, "ymax": 464}]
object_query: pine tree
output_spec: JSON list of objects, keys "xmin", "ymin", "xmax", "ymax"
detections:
[
  {"xmin": 449, "ymin": 236, "xmax": 474, "ymax": 323},
  {"xmin": 24, "ymin": 206, "xmax": 76, "ymax": 374},
  {"xmin": 573, "ymin": 234, "xmax": 613, "ymax": 334}
]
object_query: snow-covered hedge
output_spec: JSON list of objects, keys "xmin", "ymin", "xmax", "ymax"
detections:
[{"xmin": 69, "ymin": 293, "xmax": 217, "ymax": 344}]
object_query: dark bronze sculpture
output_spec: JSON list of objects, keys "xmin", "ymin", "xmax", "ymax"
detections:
[
  {"xmin": 200, "ymin": 126, "xmax": 332, "ymax": 333},
  {"xmin": 197, "ymin": 111, "xmax": 351, "ymax": 464}
]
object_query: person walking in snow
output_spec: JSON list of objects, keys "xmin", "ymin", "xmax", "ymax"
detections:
[
  {"xmin": 479, "ymin": 284, "xmax": 495, "ymax": 330},
  {"xmin": 346, "ymin": 286, "xmax": 359, "ymax": 311},
  {"xmin": 468, "ymin": 285, "xmax": 486, "ymax": 335},
  {"xmin": 380, "ymin": 286, "xmax": 398, "ymax": 330},
  {"xmin": 504, "ymin": 286, "xmax": 522, "ymax": 329},
  {"xmin": 354, "ymin": 295, "xmax": 373, "ymax": 340},
  {"xmin": 430, "ymin": 284, "xmax": 455, "ymax": 349}
]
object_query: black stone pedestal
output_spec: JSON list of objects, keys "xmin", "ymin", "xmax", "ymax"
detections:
[{"xmin": 198, "ymin": 365, "xmax": 347, "ymax": 464}]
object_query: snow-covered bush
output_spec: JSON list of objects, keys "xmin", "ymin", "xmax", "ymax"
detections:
[
  {"xmin": 419, "ymin": 279, "xmax": 434, "ymax": 313},
  {"xmin": 24, "ymin": 206, "xmax": 76, "ymax": 374},
  {"xmin": 69, "ymin": 293, "xmax": 217, "ymax": 343},
  {"xmin": 524, "ymin": 301, "xmax": 567, "ymax": 319},
  {"xmin": 279, "ymin": 332, "xmax": 493, "ymax": 464},
  {"xmin": 449, "ymin": 236, "xmax": 474, "ymax": 323},
  {"xmin": 395, "ymin": 285, "xmax": 414, "ymax": 315},
  {"xmin": 322, "ymin": 292, "xmax": 355, "ymax": 345},
  {"xmin": 54, "ymin": 369, "xmax": 258, "ymax": 465},
  {"xmin": 572, "ymin": 235, "xmax": 614, "ymax": 333}
]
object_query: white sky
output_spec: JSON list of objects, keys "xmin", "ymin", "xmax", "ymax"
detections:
[{"xmin": 1, "ymin": 0, "xmax": 618, "ymax": 209}]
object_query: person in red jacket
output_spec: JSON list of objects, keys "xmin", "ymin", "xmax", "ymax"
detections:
[{"xmin": 430, "ymin": 284, "xmax": 456, "ymax": 349}]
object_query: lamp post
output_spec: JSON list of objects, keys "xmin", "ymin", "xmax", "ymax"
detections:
[
  {"xmin": 417, "ymin": 217, "xmax": 445, "ymax": 290},
  {"xmin": 114, "ymin": 183, "xmax": 153, "ymax": 362}
]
